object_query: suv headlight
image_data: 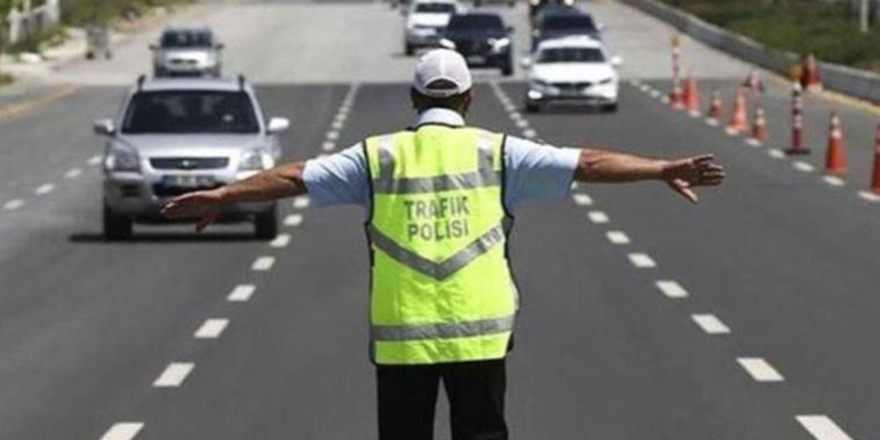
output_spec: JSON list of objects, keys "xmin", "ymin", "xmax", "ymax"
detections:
[
  {"xmin": 105, "ymin": 147, "xmax": 140, "ymax": 173},
  {"xmin": 239, "ymin": 149, "xmax": 272, "ymax": 171}
]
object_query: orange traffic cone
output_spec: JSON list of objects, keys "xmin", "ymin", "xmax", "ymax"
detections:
[
  {"xmin": 871, "ymin": 123, "xmax": 880, "ymax": 194},
  {"xmin": 748, "ymin": 105, "xmax": 768, "ymax": 146},
  {"xmin": 706, "ymin": 89, "xmax": 722, "ymax": 125},
  {"xmin": 684, "ymin": 74, "xmax": 701, "ymax": 116},
  {"xmin": 802, "ymin": 54, "xmax": 823, "ymax": 91},
  {"xmin": 825, "ymin": 110, "xmax": 847, "ymax": 175},
  {"xmin": 726, "ymin": 88, "xmax": 748, "ymax": 134}
]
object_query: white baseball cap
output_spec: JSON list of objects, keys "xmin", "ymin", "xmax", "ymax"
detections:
[{"xmin": 413, "ymin": 49, "xmax": 473, "ymax": 98}]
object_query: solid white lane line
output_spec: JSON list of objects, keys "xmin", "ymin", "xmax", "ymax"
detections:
[
  {"xmin": 628, "ymin": 253, "xmax": 656, "ymax": 268},
  {"xmin": 99, "ymin": 422, "xmax": 144, "ymax": 440},
  {"xmin": 228, "ymin": 284, "xmax": 256, "ymax": 302},
  {"xmin": 270, "ymin": 233, "xmax": 292, "ymax": 248},
  {"xmin": 606, "ymin": 231, "xmax": 631, "ymax": 245},
  {"xmin": 656, "ymin": 280, "xmax": 689, "ymax": 298},
  {"xmin": 3, "ymin": 199, "xmax": 24, "ymax": 211},
  {"xmin": 691, "ymin": 314, "xmax": 731, "ymax": 334},
  {"xmin": 587, "ymin": 211, "xmax": 609, "ymax": 224},
  {"xmin": 796, "ymin": 415, "xmax": 854, "ymax": 440},
  {"xmin": 322, "ymin": 142, "xmax": 336, "ymax": 152},
  {"xmin": 572, "ymin": 194, "xmax": 593, "ymax": 206},
  {"xmin": 737, "ymin": 357, "xmax": 784, "ymax": 382},
  {"xmin": 153, "ymin": 362, "xmax": 195, "ymax": 388},
  {"xmin": 87, "ymin": 155, "xmax": 102, "ymax": 166},
  {"xmin": 65, "ymin": 168, "xmax": 82, "ymax": 179},
  {"xmin": 768, "ymin": 149, "xmax": 786, "ymax": 159},
  {"xmin": 293, "ymin": 197, "xmax": 310, "ymax": 209},
  {"xmin": 857, "ymin": 191, "xmax": 880, "ymax": 202},
  {"xmin": 34, "ymin": 183, "xmax": 55, "ymax": 195},
  {"xmin": 194, "ymin": 318, "xmax": 229, "ymax": 339},
  {"xmin": 823, "ymin": 176, "xmax": 845, "ymax": 187},
  {"xmin": 252, "ymin": 256, "xmax": 275, "ymax": 271},
  {"xmin": 284, "ymin": 214, "xmax": 304, "ymax": 227},
  {"xmin": 793, "ymin": 161, "xmax": 815, "ymax": 172}
]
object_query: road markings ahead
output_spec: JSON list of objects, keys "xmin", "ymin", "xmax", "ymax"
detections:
[
  {"xmin": 572, "ymin": 193, "xmax": 593, "ymax": 206},
  {"xmin": 858, "ymin": 191, "xmax": 880, "ymax": 202},
  {"xmin": 655, "ymin": 280, "xmax": 689, "ymax": 298},
  {"xmin": 284, "ymin": 213, "xmax": 304, "ymax": 227},
  {"xmin": 797, "ymin": 415, "xmax": 854, "ymax": 440},
  {"xmin": 88, "ymin": 155, "xmax": 102, "ymax": 166},
  {"xmin": 768, "ymin": 149, "xmax": 786, "ymax": 159},
  {"xmin": 99, "ymin": 422, "xmax": 144, "ymax": 440},
  {"xmin": 34, "ymin": 183, "xmax": 55, "ymax": 195},
  {"xmin": 737, "ymin": 357, "xmax": 784, "ymax": 382},
  {"xmin": 793, "ymin": 161, "xmax": 816, "ymax": 173},
  {"xmin": 293, "ymin": 196, "xmax": 310, "ymax": 209},
  {"xmin": 251, "ymin": 256, "xmax": 275, "ymax": 271},
  {"xmin": 628, "ymin": 253, "xmax": 657, "ymax": 268},
  {"xmin": 587, "ymin": 211, "xmax": 609, "ymax": 224},
  {"xmin": 270, "ymin": 233, "xmax": 292, "ymax": 248},
  {"xmin": 606, "ymin": 230, "xmax": 631, "ymax": 245},
  {"xmin": 194, "ymin": 319, "xmax": 230, "ymax": 339},
  {"xmin": 153, "ymin": 363, "xmax": 195, "ymax": 388},
  {"xmin": 228, "ymin": 284, "xmax": 256, "ymax": 303},
  {"xmin": 322, "ymin": 141, "xmax": 336, "ymax": 152},
  {"xmin": 65, "ymin": 168, "xmax": 82, "ymax": 179},
  {"xmin": 2, "ymin": 199, "xmax": 24, "ymax": 211},
  {"xmin": 691, "ymin": 314, "xmax": 731, "ymax": 334}
]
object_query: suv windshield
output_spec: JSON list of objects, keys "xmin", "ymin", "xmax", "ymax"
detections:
[
  {"xmin": 161, "ymin": 30, "xmax": 213, "ymax": 49},
  {"xmin": 415, "ymin": 3, "xmax": 456, "ymax": 13},
  {"xmin": 538, "ymin": 47, "xmax": 604, "ymax": 63},
  {"xmin": 122, "ymin": 91, "xmax": 259, "ymax": 134},
  {"xmin": 543, "ymin": 15, "xmax": 597, "ymax": 32},
  {"xmin": 448, "ymin": 14, "xmax": 504, "ymax": 32}
]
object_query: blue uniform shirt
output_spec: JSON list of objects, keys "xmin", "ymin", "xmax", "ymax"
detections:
[{"xmin": 302, "ymin": 108, "xmax": 581, "ymax": 212}]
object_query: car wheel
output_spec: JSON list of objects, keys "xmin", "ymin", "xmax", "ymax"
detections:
[
  {"xmin": 103, "ymin": 203, "xmax": 133, "ymax": 241},
  {"xmin": 501, "ymin": 64, "xmax": 513, "ymax": 77},
  {"xmin": 254, "ymin": 204, "xmax": 279, "ymax": 240}
]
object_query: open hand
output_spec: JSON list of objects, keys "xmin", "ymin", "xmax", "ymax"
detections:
[
  {"xmin": 661, "ymin": 154, "xmax": 726, "ymax": 203},
  {"xmin": 160, "ymin": 189, "xmax": 223, "ymax": 232}
]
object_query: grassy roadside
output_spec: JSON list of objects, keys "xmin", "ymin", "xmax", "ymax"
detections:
[
  {"xmin": 60, "ymin": 0, "xmax": 197, "ymax": 26},
  {"xmin": 658, "ymin": 0, "xmax": 880, "ymax": 73},
  {"xmin": 0, "ymin": 73, "xmax": 12, "ymax": 87}
]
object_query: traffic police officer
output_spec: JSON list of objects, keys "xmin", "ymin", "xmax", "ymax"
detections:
[{"xmin": 162, "ymin": 49, "xmax": 725, "ymax": 440}]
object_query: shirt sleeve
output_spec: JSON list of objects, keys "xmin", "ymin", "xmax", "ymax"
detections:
[
  {"xmin": 302, "ymin": 143, "xmax": 370, "ymax": 207},
  {"xmin": 504, "ymin": 136, "xmax": 580, "ymax": 210}
]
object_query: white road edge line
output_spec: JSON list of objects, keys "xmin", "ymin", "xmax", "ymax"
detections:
[
  {"xmin": 270, "ymin": 233, "xmax": 292, "ymax": 248},
  {"xmin": 284, "ymin": 214, "xmax": 304, "ymax": 227},
  {"xmin": 737, "ymin": 357, "xmax": 784, "ymax": 382},
  {"xmin": 606, "ymin": 231, "xmax": 631, "ymax": 245},
  {"xmin": 228, "ymin": 284, "xmax": 256, "ymax": 302},
  {"xmin": 99, "ymin": 422, "xmax": 144, "ymax": 440},
  {"xmin": 587, "ymin": 211, "xmax": 609, "ymax": 224},
  {"xmin": 796, "ymin": 415, "xmax": 854, "ymax": 440},
  {"xmin": 691, "ymin": 314, "xmax": 731, "ymax": 334},
  {"xmin": 655, "ymin": 280, "xmax": 689, "ymax": 298},
  {"xmin": 194, "ymin": 318, "xmax": 230, "ymax": 339},
  {"xmin": 252, "ymin": 256, "xmax": 275, "ymax": 271},
  {"xmin": 153, "ymin": 362, "xmax": 195, "ymax": 388},
  {"xmin": 628, "ymin": 253, "xmax": 656, "ymax": 268}
]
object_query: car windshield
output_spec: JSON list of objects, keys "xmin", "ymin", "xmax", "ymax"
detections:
[
  {"xmin": 448, "ymin": 14, "xmax": 504, "ymax": 31},
  {"xmin": 543, "ymin": 15, "xmax": 597, "ymax": 32},
  {"xmin": 122, "ymin": 91, "xmax": 259, "ymax": 134},
  {"xmin": 161, "ymin": 31, "xmax": 213, "ymax": 48},
  {"xmin": 415, "ymin": 3, "xmax": 456, "ymax": 13},
  {"xmin": 538, "ymin": 47, "xmax": 605, "ymax": 63}
]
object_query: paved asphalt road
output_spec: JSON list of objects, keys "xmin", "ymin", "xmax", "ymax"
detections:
[{"xmin": 0, "ymin": 0, "xmax": 879, "ymax": 439}]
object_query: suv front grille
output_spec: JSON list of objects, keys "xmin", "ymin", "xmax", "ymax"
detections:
[
  {"xmin": 551, "ymin": 81, "xmax": 593, "ymax": 91},
  {"xmin": 150, "ymin": 157, "xmax": 229, "ymax": 170}
]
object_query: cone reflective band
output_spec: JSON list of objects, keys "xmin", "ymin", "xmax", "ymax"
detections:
[
  {"xmin": 871, "ymin": 123, "xmax": 880, "ymax": 194},
  {"xmin": 825, "ymin": 111, "xmax": 847, "ymax": 175},
  {"xmin": 750, "ymin": 105, "xmax": 768, "ymax": 143},
  {"xmin": 786, "ymin": 83, "xmax": 810, "ymax": 155}
]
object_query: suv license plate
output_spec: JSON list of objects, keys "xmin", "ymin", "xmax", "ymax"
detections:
[{"xmin": 161, "ymin": 175, "xmax": 215, "ymax": 188}]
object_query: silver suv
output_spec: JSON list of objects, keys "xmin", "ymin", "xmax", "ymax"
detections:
[
  {"xmin": 151, "ymin": 27, "xmax": 223, "ymax": 77},
  {"xmin": 94, "ymin": 75, "xmax": 290, "ymax": 240}
]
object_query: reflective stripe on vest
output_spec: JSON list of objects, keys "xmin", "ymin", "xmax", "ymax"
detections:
[{"xmin": 365, "ymin": 126, "xmax": 517, "ymax": 365}]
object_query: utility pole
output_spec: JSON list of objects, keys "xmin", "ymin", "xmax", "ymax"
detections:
[{"xmin": 860, "ymin": 0, "xmax": 870, "ymax": 33}]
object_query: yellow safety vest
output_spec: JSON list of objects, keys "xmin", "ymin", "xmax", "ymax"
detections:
[{"xmin": 365, "ymin": 125, "xmax": 518, "ymax": 365}]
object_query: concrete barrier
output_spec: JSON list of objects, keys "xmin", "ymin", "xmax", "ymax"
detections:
[{"xmin": 618, "ymin": 0, "xmax": 880, "ymax": 104}]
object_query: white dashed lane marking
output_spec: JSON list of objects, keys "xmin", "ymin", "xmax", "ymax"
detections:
[
  {"xmin": 522, "ymin": 128, "xmax": 537, "ymax": 139},
  {"xmin": 87, "ymin": 155, "xmax": 102, "ymax": 166},
  {"xmin": 628, "ymin": 253, "xmax": 656, "ymax": 268},
  {"xmin": 251, "ymin": 256, "xmax": 275, "ymax": 271},
  {"xmin": 705, "ymin": 118, "xmax": 719, "ymax": 127},
  {"xmin": 823, "ymin": 176, "xmax": 845, "ymax": 187},
  {"xmin": 322, "ymin": 142, "xmax": 336, "ymax": 152},
  {"xmin": 793, "ymin": 161, "xmax": 815, "ymax": 172},
  {"xmin": 858, "ymin": 191, "xmax": 880, "ymax": 202},
  {"xmin": 34, "ymin": 183, "xmax": 55, "ymax": 195},
  {"xmin": 270, "ymin": 233, "xmax": 292, "ymax": 248},
  {"xmin": 691, "ymin": 314, "xmax": 731, "ymax": 334},
  {"xmin": 737, "ymin": 357, "xmax": 784, "ymax": 382},
  {"xmin": 228, "ymin": 284, "xmax": 256, "ymax": 302},
  {"xmin": 153, "ymin": 362, "xmax": 195, "ymax": 388},
  {"xmin": 194, "ymin": 319, "xmax": 230, "ymax": 339},
  {"xmin": 587, "ymin": 211, "xmax": 609, "ymax": 224},
  {"xmin": 768, "ymin": 149, "xmax": 786, "ymax": 159},
  {"xmin": 326, "ymin": 131, "xmax": 339, "ymax": 141},
  {"xmin": 284, "ymin": 214, "xmax": 304, "ymax": 227},
  {"xmin": 515, "ymin": 119, "xmax": 529, "ymax": 129},
  {"xmin": 293, "ymin": 197, "xmax": 310, "ymax": 209},
  {"xmin": 606, "ymin": 231, "xmax": 631, "ymax": 245},
  {"xmin": 655, "ymin": 280, "xmax": 689, "ymax": 298},
  {"xmin": 572, "ymin": 194, "xmax": 593, "ymax": 206},
  {"xmin": 796, "ymin": 415, "xmax": 854, "ymax": 440},
  {"xmin": 65, "ymin": 168, "xmax": 82, "ymax": 179},
  {"xmin": 2, "ymin": 199, "xmax": 24, "ymax": 211},
  {"xmin": 99, "ymin": 422, "xmax": 144, "ymax": 440}
]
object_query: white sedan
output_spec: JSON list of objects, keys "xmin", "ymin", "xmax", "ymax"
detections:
[{"xmin": 523, "ymin": 36, "xmax": 622, "ymax": 112}]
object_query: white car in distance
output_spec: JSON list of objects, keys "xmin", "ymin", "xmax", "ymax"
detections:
[
  {"xmin": 523, "ymin": 36, "xmax": 622, "ymax": 112},
  {"xmin": 403, "ymin": 0, "xmax": 463, "ymax": 56}
]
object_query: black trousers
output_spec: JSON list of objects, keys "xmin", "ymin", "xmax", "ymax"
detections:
[{"xmin": 376, "ymin": 359, "xmax": 508, "ymax": 440}]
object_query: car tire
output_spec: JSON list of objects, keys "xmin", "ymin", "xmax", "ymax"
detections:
[
  {"xmin": 501, "ymin": 63, "xmax": 513, "ymax": 77},
  {"xmin": 254, "ymin": 204, "xmax": 279, "ymax": 240},
  {"xmin": 525, "ymin": 102, "xmax": 540, "ymax": 113},
  {"xmin": 602, "ymin": 103, "xmax": 619, "ymax": 113},
  {"xmin": 103, "ymin": 203, "xmax": 133, "ymax": 241}
]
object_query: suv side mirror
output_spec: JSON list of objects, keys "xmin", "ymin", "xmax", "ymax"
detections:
[
  {"xmin": 93, "ymin": 119, "xmax": 116, "ymax": 136},
  {"xmin": 267, "ymin": 117, "xmax": 290, "ymax": 134}
]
